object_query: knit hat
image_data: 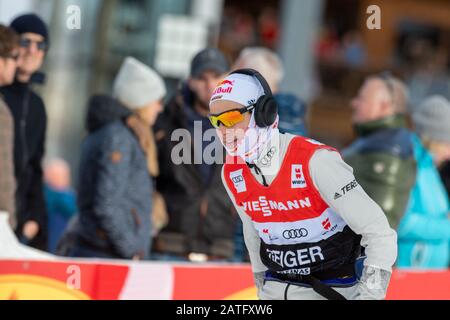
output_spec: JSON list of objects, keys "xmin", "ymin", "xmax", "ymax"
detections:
[
  {"xmin": 10, "ymin": 13, "xmax": 49, "ymax": 47},
  {"xmin": 190, "ymin": 48, "xmax": 229, "ymax": 79},
  {"xmin": 113, "ymin": 57, "xmax": 166, "ymax": 110},
  {"xmin": 413, "ymin": 95, "xmax": 450, "ymax": 143}
]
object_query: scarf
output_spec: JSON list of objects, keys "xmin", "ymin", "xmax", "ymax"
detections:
[
  {"xmin": 220, "ymin": 111, "xmax": 279, "ymax": 164},
  {"xmin": 126, "ymin": 114, "xmax": 159, "ymax": 177}
]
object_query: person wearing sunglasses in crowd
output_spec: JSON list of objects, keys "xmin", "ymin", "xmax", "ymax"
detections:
[
  {"xmin": 0, "ymin": 25, "xmax": 19, "ymax": 229},
  {"xmin": 0, "ymin": 14, "xmax": 50, "ymax": 251},
  {"xmin": 209, "ymin": 69, "xmax": 397, "ymax": 300}
]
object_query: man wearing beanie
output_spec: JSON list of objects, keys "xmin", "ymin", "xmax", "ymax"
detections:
[
  {"xmin": 70, "ymin": 57, "xmax": 166, "ymax": 260},
  {"xmin": 210, "ymin": 69, "xmax": 397, "ymax": 300},
  {"xmin": 0, "ymin": 13, "xmax": 50, "ymax": 250},
  {"xmin": 152, "ymin": 48, "xmax": 239, "ymax": 262},
  {"xmin": 397, "ymin": 95, "xmax": 450, "ymax": 269}
]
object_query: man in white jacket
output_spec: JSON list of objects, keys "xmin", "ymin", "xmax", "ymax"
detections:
[{"xmin": 208, "ymin": 69, "xmax": 397, "ymax": 300}]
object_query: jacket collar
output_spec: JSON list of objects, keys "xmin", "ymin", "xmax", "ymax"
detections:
[{"xmin": 354, "ymin": 114, "xmax": 408, "ymax": 137}]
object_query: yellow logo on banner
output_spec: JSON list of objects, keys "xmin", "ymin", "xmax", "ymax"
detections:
[
  {"xmin": 0, "ymin": 275, "xmax": 91, "ymax": 300},
  {"xmin": 223, "ymin": 287, "xmax": 258, "ymax": 300}
]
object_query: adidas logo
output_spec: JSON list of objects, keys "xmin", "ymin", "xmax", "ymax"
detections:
[{"xmin": 334, "ymin": 192, "xmax": 342, "ymax": 200}]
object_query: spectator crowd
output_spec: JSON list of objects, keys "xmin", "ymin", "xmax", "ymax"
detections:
[{"xmin": 0, "ymin": 12, "xmax": 449, "ymax": 269}]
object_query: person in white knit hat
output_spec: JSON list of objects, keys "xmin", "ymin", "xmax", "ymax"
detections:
[
  {"xmin": 113, "ymin": 56, "xmax": 166, "ymax": 126},
  {"xmin": 69, "ymin": 57, "xmax": 166, "ymax": 260}
]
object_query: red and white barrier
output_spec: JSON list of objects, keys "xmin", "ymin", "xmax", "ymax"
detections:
[
  {"xmin": 1, "ymin": 214, "xmax": 449, "ymax": 300},
  {"xmin": 0, "ymin": 258, "xmax": 449, "ymax": 300}
]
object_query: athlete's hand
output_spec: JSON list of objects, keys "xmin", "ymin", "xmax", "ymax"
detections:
[
  {"xmin": 353, "ymin": 266, "xmax": 391, "ymax": 300},
  {"xmin": 254, "ymin": 272, "xmax": 266, "ymax": 298}
]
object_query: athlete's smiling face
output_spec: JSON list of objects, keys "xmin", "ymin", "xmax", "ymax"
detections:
[{"xmin": 209, "ymin": 100, "xmax": 251, "ymax": 151}]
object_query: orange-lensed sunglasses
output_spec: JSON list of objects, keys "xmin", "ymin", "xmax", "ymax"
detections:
[{"xmin": 208, "ymin": 105, "xmax": 255, "ymax": 128}]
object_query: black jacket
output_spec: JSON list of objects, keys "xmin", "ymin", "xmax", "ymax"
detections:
[
  {"xmin": 0, "ymin": 79, "xmax": 47, "ymax": 250},
  {"xmin": 153, "ymin": 84, "xmax": 237, "ymax": 259}
]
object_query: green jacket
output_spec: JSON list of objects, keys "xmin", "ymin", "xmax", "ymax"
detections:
[{"xmin": 342, "ymin": 115, "xmax": 416, "ymax": 229}]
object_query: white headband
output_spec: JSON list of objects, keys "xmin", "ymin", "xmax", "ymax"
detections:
[{"xmin": 209, "ymin": 73, "xmax": 265, "ymax": 107}]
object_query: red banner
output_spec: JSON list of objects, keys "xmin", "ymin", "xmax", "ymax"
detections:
[{"xmin": 0, "ymin": 259, "xmax": 448, "ymax": 300}]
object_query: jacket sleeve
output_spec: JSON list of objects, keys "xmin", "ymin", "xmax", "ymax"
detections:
[
  {"xmin": 51, "ymin": 190, "xmax": 78, "ymax": 218},
  {"xmin": 309, "ymin": 149, "xmax": 398, "ymax": 273},
  {"xmin": 25, "ymin": 107, "xmax": 47, "ymax": 227},
  {"xmin": 221, "ymin": 167, "xmax": 267, "ymax": 273},
  {"xmin": 397, "ymin": 195, "xmax": 450, "ymax": 241},
  {"xmin": 92, "ymin": 133, "xmax": 139, "ymax": 258},
  {"xmin": 0, "ymin": 105, "xmax": 16, "ymax": 227}
]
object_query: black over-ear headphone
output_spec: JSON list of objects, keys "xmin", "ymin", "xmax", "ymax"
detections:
[{"xmin": 229, "ymin": 68, "xmax": 278, "ymax": 128}]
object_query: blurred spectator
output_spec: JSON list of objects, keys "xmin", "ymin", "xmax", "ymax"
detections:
[
  {"xmin": 43, "ymin": 158, "xmax": 77, "ymax": 254},
  {"xmin": 70, "ymin": 57, "xmax": 166, "ymax": 260},
  {"xmin": 406, "ymin": 39, "xmax": 450, "ymax": 109},
  {"xmin": 56, "ymin": 95, "xmax": 131, "ymax": 257},
  {"xmin": 343, "ymin": 74, "xmax": 416, "ymax": 229},
  {"xmin": 315, "ymin": 25, "xmax": 340, "ymax": 63},
  {"xmin": 257, "ymin": 8, "xmax": 279, "ymax": 49},
  {"xmin": 153, "ymin": 48, "xmax": 238, "ymax": 262},
  {"xmin": 0, "ymin": 14, "xmax": 50, "ymax": 250},
  {"xmin": 397, "ymin": 95, "xmax": 450, "ymax": 269},
  {"xmin": 0, "ymin": 24, "xmax": 19, "ymax": 228},
  {"xmin": 220, "ymin": 8, "xmax": 257, "ymax": 58},
  {"xmin": 233, "ymin": 47, "xmax": 308, "ymax": 136}
]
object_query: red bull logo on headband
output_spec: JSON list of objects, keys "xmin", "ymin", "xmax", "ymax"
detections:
[
  {"xmin": 213, "ymin": 79, "xmax": 234, "ymax": 95},
  {"xmin": 218, "ymin": 80, "xmax": 234, "ymax": 86}
]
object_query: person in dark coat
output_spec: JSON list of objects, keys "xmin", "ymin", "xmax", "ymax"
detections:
[
  {"xmin": 153, "ymin": 48, "xmax": 239, "ymax": 262},
  {"xmin": 55, "ymin": 95, "xmax": 131, "ymax": 257},
  {"xmin": 70, "ymin": 57, "xmax": 166, "ymax": 260},
  {"xmin": 0, "ymin": 14, "xmax": 50, "ymax": 250}
]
